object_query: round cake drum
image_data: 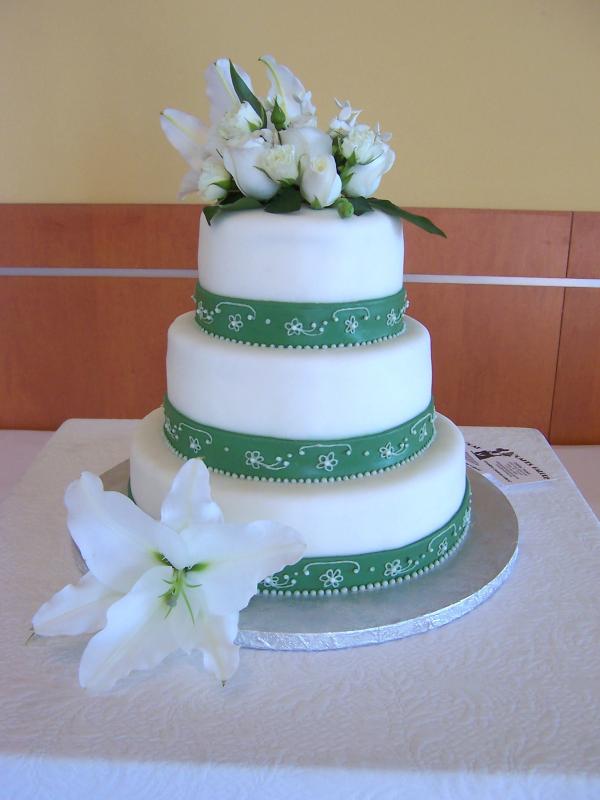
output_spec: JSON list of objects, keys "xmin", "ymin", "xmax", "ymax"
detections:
[{"xmin": 97, "ymin": 464, "xmax": 518, "ymax": 652}]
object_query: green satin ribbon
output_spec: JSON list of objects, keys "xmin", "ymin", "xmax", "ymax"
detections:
[
  {"xmin": 258, "ymin": 480, "xmax": 472, "ymax": 596},
  {"xmin": 194, "ymin": 283, "xmax": 408, "ymax": 348},
  {"xmin": 163, "ymin": 396, "xmax": 436, "ymax": 483}
]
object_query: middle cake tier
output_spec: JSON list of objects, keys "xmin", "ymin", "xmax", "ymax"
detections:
[{"xmin": 167, "ymin": 311, "xmax": 432, "ymax": 440}]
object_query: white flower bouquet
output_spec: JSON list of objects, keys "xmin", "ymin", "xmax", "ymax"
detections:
[{"xmin": 161, "ymin": 55, "xmax": 445, "ymax": 235}]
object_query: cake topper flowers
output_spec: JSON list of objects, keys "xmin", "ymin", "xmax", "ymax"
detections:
[
  {"xmin": 32, "ymin": 459, "xmax": 305, "ymax": 690},
  {"xmin": 160, "ymin": 55, "xmax": 445, "ymax": 236}
]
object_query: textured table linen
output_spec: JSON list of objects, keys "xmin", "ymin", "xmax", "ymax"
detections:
[{"xmin": 1, "ymin": 420, "xmax": 599, "ymax": 800}]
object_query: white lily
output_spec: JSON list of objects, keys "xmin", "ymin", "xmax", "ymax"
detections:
[
  {"xmin": 205, "ymin": 58, "xmax": 255, "ymax": 125},
  {"xmin": 160, "ymin": 108, "xmax": 219, "ymax": 201},
  {"xmin": 259, "ymin": 54, "xmax": 316, "ymax": 126},
  {"xmin": 160, "ymin": 108, "xmax": 209, "ymax": 171},
  {"xmin": 33, "ymin": 459, "xmax": 305, "ymax": 690}
]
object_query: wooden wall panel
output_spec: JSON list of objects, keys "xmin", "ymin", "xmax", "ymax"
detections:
[
  {"xmin": 550, "ymin": 212, "xmax": 600, "ymax": 444},
  {"xmin": 566, "ymin": 213, "xmax": 600, "ymax": 278},
  {"xmin": 0, "ymin": 204, "xmax": 199, "ymax": 269},
  {"xmin": 1, "ymin": 204, "xmax": 597, "ymax": 442},
  {"xmin": 404, "ymin": 209, "xmax": 571, "ymax": 277},
  {"xmin": 1, "ymin": 276, "xmax": 195, "ymax": 429},
  {"xmin": 408, "ymin": 284, "xmax": 564, "ymax": 435}
]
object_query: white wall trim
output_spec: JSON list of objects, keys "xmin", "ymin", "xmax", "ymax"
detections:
[{"xmin": 1, "ymin": 266, "xmax": 599, "ymax": 288}]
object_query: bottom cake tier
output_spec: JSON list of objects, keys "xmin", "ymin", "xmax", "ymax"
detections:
[{"xmin": 130, "ymin": 410, "xmax": 470, "ymax": 595}]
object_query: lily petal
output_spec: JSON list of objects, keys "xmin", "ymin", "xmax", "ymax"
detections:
[
  {"xmin": 205, "ymin": 58, "xmax": 253, "ymax": 125},
  {"xmin": 155, "ymin": 579, "xmax": 239, "ymax": 683},
  {"xmin": 79, "ymin": 565, "xmax": 177, "ymax": 691},
  {"xmin": 33, "ymin": 572, "xmax": 121, "ymax": 637},
  {"xmin": 178, "ymin": 169, "xmax": 200, "ymax": 200},
  {"xmin": 65, "ymin": 472, "xmax": 168, "ymax": 594},
  {"xmin": 160, "ymin": 458, "xmax": 224, "ymax": 537},
  {"xmin": 195, "ymin": 610, "xmax": 240, "ymax": 684},
  {"xmin": 259, "ymin": 55, "xmax": 315, "ymax": 122},
  {"xmin": 160, "ymin": 108, "xmax": 208, "ymax": 171},
  {"xmin": 180, "ymin": 521, "xmax": 306, "ymax": 615}
]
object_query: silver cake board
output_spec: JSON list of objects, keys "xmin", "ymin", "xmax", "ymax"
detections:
[{"xmin": 98, "ymin": 464, "xmax": 518, "ymax": 652}]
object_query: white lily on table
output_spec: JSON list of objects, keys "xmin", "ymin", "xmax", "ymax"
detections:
[{"xmin": 32, "ymin": 459, "xmax": 305, "ymax": 691}]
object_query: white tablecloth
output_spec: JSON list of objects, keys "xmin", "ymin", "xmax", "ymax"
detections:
[{"xmin": 1, "ymin": 421, "xmax": 599, "ymax": 800}]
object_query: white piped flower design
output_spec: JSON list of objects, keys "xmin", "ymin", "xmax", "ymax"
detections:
[
  {"xmin": 285, "ymin": 318, "xmax": 304, "ymax": 336},
  {"xmin": 345, "ymin": 315, "xmax": 359, "ymax": 335},
  {"xmin": 386, "ymin": 309, "xmax": 400, "ymax": 327},
  {"xmin": 245, "ymin": 450, "xmax": 265, "ymax": 470},
  {"xmin": 197, "ymin": 301, "xmax": 214, "ymax": 324},
  {"xmin": 228, "ymin": 313, "xmax": 243, "ymax": 332},
  {"xmin": 32, "ymin": 460, "xmax": 305, "ymax": 690},
  {"xmin": 384, "ymin": 559, "xmax": 404, "ymax": 578},
  {"xmin": 418, "ymin": 423, "xmax": 429, "ymax": 442},
  {"xmin": 379, "ymin": 442, "xmax": 395, "ymax": 459},
  {"xmin": 164, "ymin": 417, "xmax": 180, "ymax": 440},
  {"xmin": 320, "ymin": 568, "xmax": 343, "ymax": 589},
  {"xmin": 189, "ymin": 436, "xmax": 202, "ymax": 454},
  {"xmin": 316, "ymin": 452, "xmax": 338, "ymax": 472},
  {"xmin": 437, "ymin": 538, "xmax": 448, "ymax": 557}
]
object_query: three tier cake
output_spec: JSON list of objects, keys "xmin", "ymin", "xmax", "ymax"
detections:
[{"xmin": 129, "ymin": 206, "xmax": 470, "ymax": 596}]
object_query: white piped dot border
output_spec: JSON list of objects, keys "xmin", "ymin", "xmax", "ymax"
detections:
[
  {"xmin": 257, "ymin": 511, "xmax": 471, "ymax": 599},
  {"xmin": 193, "ymin": 319, "xmax": 407, "ymax": 350}
]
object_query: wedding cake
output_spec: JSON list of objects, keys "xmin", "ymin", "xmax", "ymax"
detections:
[{"xmin": 129, "ymin": 56, "xmax": 471, "ymax": 597}]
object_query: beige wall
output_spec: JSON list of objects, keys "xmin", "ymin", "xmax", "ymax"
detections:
[{"xmin": 1, "ymin": 0, "xmax": 598, "ymax": 209}]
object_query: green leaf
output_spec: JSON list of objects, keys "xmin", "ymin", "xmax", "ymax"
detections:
[
  {"xmin": 220, "ymin": 190, "xmax": 245, "ymax": 205},
  {"xmin": 203, "ymin": 205, "xmax": 221, "ymax": 226},
  {"xmin": 203, "ymin": 196, "xmax": 263, "ymax": 226},
  {"xmin": 229, "ymin": 61, "xmax": 267, "ymax": 128},
  {"xmin": 264, "ymin": 186, "xmax": 303, "ymax": 214},
  {"xmin": 368, "ymin": 198, "xmax": 447, "ymax": 237},
  {"xmin": 348, "ymin": 196, "xmax": 373, "ymax": 216},
  {"xmin": 220, "ymin": 196, "xmax": 263, "ymax": 212}
]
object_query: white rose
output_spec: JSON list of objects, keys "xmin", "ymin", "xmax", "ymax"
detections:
[
  {"xmin": 217, "ymin": 102, "xmax": 262, "ymax": 144},
  {"xmin": 197, "ymin": 156, "xmax": 232, "ymax": 203},
  {"xmin": 223, "ymin": 140, "xmax": 279, "ymax": 200},
  {"xmin": 299, "ymin": 154, "xmax": 341, "ymax": 208},
  {"xmin": 344, "ymin": 148, "xmax": 396, "ymax": 197},
  {"xmin": 259, "ymin": 144, "xmax": 298, "ymax": 183},
  {"xmin": 340, "ymin": 124, "xmax": 383, "ymax": 163},
  {"xmin": 280, "ymin": 126, "xmax": 332, "ymax": 162}
]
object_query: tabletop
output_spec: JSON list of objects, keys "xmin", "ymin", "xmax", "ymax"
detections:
[{"xmin": 1, "ymin": 420, "xmax": 599, "ymax": 800}]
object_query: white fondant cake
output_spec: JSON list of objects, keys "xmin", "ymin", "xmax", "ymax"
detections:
[
  {"xmin": 198, "ymin": 207, "xmax": 404, "ymax": 302},
  {"xmin": 129, "ymin": 208, "xmax": 469, "ymax": 594},
  {"xmin": 167, "ymin": 311, "xmax": 432, "ymax": 439}
]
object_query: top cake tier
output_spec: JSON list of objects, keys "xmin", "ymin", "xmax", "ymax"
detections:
[{"xmin": 198, "ymin": 208, "xmax": 404, "ymax": 303}]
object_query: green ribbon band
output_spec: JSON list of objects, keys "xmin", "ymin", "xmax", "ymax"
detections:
[
  {"xmin": 163, "ymin": 396, "xmax": 436, "ymax": 483},
  {"xmin": 259, "ymin": 480, "xmax": 472, "ymax": 596},
  {"xmin": 194, "ymin": 283, "xmax": 408, "ymax": 348}
]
